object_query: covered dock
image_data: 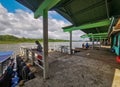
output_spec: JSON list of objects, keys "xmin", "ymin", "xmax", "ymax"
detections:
[{"xmin": 15, "ymin": 0, "xmax": 120, "ymax": 87}]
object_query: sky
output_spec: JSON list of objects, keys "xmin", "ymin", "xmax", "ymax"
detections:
[{"xmin": 0, "ymin": 0, "xmax": 85, "ymax": 40}]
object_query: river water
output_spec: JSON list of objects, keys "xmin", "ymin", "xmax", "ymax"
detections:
[{"xmin": 0, "ymin": 42, "xmax": 94, "ymax": 54}]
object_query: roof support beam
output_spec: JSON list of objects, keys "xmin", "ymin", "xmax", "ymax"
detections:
[
  {"xmin": 34, "ymin": 0, "xmax": 60, "ymax": 18},
  {"xmin": 89, "ymin": 35, "xmax": 107, "ymax": 38},
  {"xmin": 88, "ymin": 32, "xmax": 108, "ymax": 36},
  {"xmin": 80, "ymin": 32, "xmax": 108, "ymax": 38},
  {"xmin": 105, "ymin": 0, "xmax": 110, "ymax": 18},
  {"xmin": 81, "ymin": 35, "xmax": 107, "ymax": 39},
  {"xmin": 63, "ymin": 19, "xmax": 111, "ymax": 32}
]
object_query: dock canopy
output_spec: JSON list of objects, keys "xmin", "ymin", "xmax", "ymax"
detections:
[{"xmin": 16, "ymin": 0, "xmax": 120, "ymax": 23}]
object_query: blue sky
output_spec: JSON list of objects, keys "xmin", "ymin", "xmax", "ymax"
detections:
[
  {"xmin": 0, "ymin": 0, "xmax": 85, "ymax": 40},
  {"xmin": 0, "ymin": 0, "xmax": 29, "ymax": 12},
  {"xmin": 0, "ymin": 0, "xmax": 68, "ymax": 22}
]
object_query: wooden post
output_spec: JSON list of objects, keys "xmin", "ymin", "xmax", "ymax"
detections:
[
  {"xmin": 31, "ymin": 51, "xmax": 35, "ymax": 65},
  {"xmin": 70, "ymin": 31, "xmax": 72, "ymax": 54},
  {"xmin": 0, "ymin": 63, "xmax": 3, "ymax": 75},
  {"xmin": 99, "ymin": 37, "xmax": 101, "ymax": 48},
  {"xmin": 92, "ymin": 35, "xmax": 94, "ymax": 49},
  {"xmin": 25, "ymin": 48, "xmax": 29, "ymax": 61},
  {"xmin": 43, "ymin": 9, "xmax": 49, "ymax": 79}
]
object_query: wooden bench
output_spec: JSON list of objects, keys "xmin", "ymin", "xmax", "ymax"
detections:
[{"xmin": 72, "ymin": 48, "xmax": 82, "ymax": 54}]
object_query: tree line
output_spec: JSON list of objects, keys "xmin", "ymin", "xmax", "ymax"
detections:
[{"xmin": 0, "ymin": 35, "xmax": 69, "ymax": 44}]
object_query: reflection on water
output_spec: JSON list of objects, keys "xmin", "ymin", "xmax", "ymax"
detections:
[{"xmin": 0, "ymin": 42, "xmax": 93, "ymax": 54}]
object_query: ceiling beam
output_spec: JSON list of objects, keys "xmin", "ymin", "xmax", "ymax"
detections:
[
  {"xmin": 88, "ymin": 35, "xmax": 107, "ymax": 38},
  {"xmin": 80, "ymin": 35, "xmax": 107, "ymax": 39},
  {"xmin": 105, "ymin": 0, "xmax": 110, "ymax": 18},
  {"xmin": 63, "ymin": 19, "xmax": 111, "ymax": 32},
  {"xmin": 34, "ymin": 0, "xmax": 60, "ymax": 18},
  {"xmin": 80, "ymin": 32, "xmax": 108, "ymax": 38},
  {"xmin": 88, "ymin": 32, "xmax": 108, "ymax": 36}
]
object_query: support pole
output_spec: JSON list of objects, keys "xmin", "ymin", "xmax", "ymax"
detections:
[
  {"xmin": 92, "ymin": 35, "xmax": 94, "ymax": 49},
  {"xmin": 0, "ymin": 63, "xmax": 3, "ymax": 75},
  {"xmin": 25, "ymin": 49, "xmax": 29, "ymax": 61},
  {"xmin": 99, "ymin": 37, "xmax": 101, "ymax": 48},
  {"xmin": 105, "ymin": 0, "xmax": 109, "ymax": 18},
  {"xmin": 70, "ymin": 31, "xmax": 72, "ymax": 54},
  {"xmin": 43, "ymin": 9, "xmax": 49, "ymax": 79},
  {"xmin": 31, "ymin": 51, "xmax": 35, "ymax": 65}
]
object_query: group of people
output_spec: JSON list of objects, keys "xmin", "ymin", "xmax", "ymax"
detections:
[
  {"xmin": 82, "ymin": 42, "xmax": 89, "ymax": 49},
  {"xmin": 35, "ymin": 40, "xmax": 90, "ymax": 51}
]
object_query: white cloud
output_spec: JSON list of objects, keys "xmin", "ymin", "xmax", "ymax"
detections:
[{"xmin": 0, "ymin": 4, "xmax": 85, "ymax": 40}]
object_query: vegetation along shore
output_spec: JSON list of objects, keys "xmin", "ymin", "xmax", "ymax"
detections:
[{"xmin": 0, "ymin": 35, "xmax": 69, "ymax": 44}]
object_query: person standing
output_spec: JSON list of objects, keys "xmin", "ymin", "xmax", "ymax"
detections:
[
  {"xmin": 35, "ymin": 40, "xmax": 42, "ymax": 52},
  {"xmin": 82, "ymin": 43, "xmax": 84, "ymax": 49},
  {"xmin": 85, "ymin": 42, "xmax": 89, "ymax": 49},
  {"xmin": 35, "ymin": 41, "xmax": 43, "ymax": 65}
]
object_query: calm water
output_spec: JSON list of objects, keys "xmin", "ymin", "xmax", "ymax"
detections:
[{"xmin": 0, "ymin": 42, "xmax": 95, "ymax": 54}]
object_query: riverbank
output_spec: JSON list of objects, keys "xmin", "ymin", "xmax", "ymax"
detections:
[
  {"xmin": 0, "ymin": 35, "xmax": 69, "ymax": 44},
  {"xmin": 22, "ymin": 47, "xmax": 120, "ymax": 87}
]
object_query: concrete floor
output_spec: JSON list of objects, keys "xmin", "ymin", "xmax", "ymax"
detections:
[{"xmin": 22, "ymin": 47, "xmax": 120, "ymax": 87}]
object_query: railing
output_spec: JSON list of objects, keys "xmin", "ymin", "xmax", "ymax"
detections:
[
  {"xmin": 20, "ymin": 46, "xmax": 44, "ymax": 70},
  {"xmin": 58, "ymin": 45, "xmax": 70, "ymax": 54}
]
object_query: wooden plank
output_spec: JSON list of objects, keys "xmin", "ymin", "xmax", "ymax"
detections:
[{"xmin": 112, "ymin": 69, "xmax": 120, "ymax": 87}]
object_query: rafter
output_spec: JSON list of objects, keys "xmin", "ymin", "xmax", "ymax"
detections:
[
  {"xmin": 63, "ymin": 19, "xmax": 110, "ymax": 32},
  {"xmin": 34, "ymin": 0, "xmax": 60, "ymax": 18}
]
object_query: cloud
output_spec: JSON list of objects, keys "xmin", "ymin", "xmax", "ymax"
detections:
[{"xmin": 0, "ymin": 4, "xmax": 85, "ymax": 40}]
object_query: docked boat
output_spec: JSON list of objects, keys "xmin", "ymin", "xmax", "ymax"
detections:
[
  {"xmin": 0, "ymin": 51, "xmax": 35, "ymax": 87},
  {"xmin": 0, "ymin": 51, "xmax": 14, "ymax": 87}
]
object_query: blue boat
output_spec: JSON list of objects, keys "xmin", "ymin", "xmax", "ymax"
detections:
[
  {"xmin": 0, "ymin": 51, "xmax": 14, "ymax": 87},
  {"xmin": 0, "ymin": 51, "xmax": 14, "ymax": 75}
]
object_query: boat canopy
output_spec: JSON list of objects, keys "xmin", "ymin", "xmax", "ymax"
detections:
[{"xmin": 0, "ymin": 51, "xmax": 13, "ymax": 63}]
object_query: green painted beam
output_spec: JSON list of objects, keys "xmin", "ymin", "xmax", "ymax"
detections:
[
  {"xmin": 88, "ymin": 35, "xmax": 107, "ymax": 38},
  {"xmin": 81, "ymin": 36, "xmax": 107, "ymax": 39},
  {"xmin": 63, "ymin": 19, "xmax": 111, "ymax": 32},
  {"xmin": 34, "ymin": 0, "xmax": 60, "ymax": 18},
  {"xmin": 88, "ymin": 32, "xmax": 108, "ymax": 36},
  {"xmin": 81, "ymin": 35, "xmax": 89, "ymax": 38},
  {"xmin": 80, "ymin": 34, "xmax": 107, "ymax": 39},
  {"xmin": 88, "ymin": 34, "xmax": 107, "ymax": 37},
  {"xmin": 94, "ymin": 37, "xmax": 108, "ymax": 39},
  {"xmin": 80, "ymin": 32, "xmax": 108, "ymax": 38}
]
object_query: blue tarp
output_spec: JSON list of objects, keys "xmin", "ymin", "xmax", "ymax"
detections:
[{"xmin": 0, "ymin": 51, "xmax": 13, "ymax": 63}]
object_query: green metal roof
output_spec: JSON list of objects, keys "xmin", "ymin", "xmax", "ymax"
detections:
[{"xmin": 16, "ymin": 0, "xmax": 120, "ymax": 34}]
